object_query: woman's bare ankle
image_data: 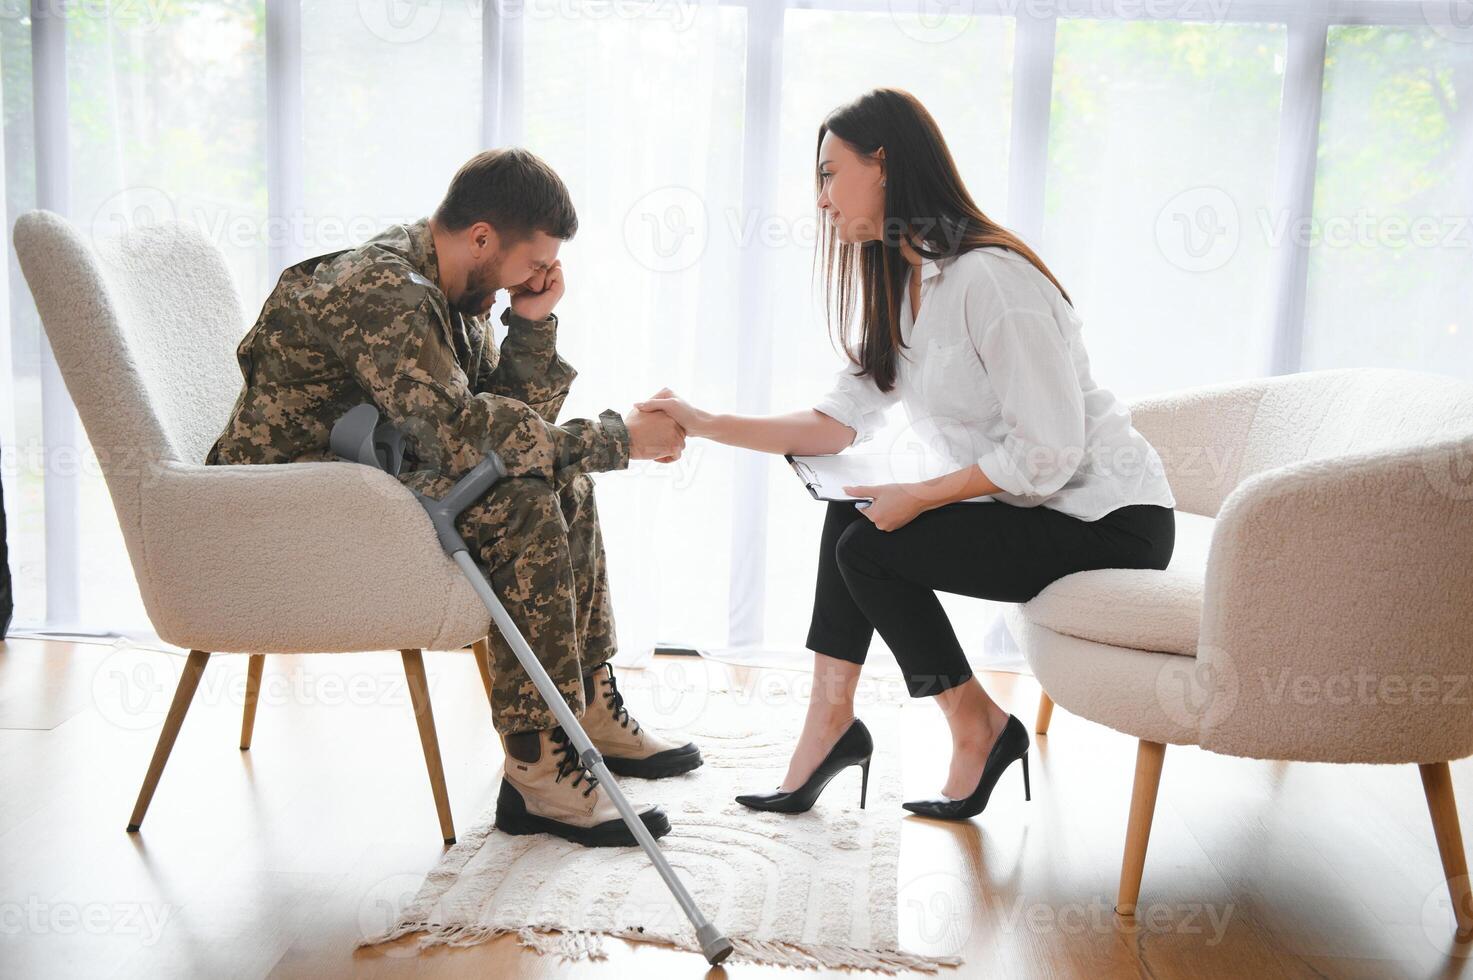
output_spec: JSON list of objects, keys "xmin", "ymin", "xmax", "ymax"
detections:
[
  {"xmin": 948, "ymin": 700, "xmax": 1008, "ymax": 754},
  {"xmin": 802, "ymin": 694, "xmax": 856, "ymax": 734},
  {"xmin": 781, "ymin": 652, "xmax": 861, "ymax": 791},
  {"xmin": 780, "ymin": 715, "xmax": 854, "ymax": 791}
]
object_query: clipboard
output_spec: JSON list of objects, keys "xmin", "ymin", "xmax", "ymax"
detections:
[{"xmin": 784, "ymin": 451, "xmax": 995, "ymax": 507}]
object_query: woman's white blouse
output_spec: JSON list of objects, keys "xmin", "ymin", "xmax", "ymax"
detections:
[{"xmin": 812, "ymin": 245, "xmax": 1176, "ymax": 522}]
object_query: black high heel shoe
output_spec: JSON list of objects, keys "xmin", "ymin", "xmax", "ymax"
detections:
[
  {"xmin": 736, "ymin": 718, "xmax": 874, "ymax": 814},
  {"xmin": 902, "ymin": 714, "xmax": 1031, "ymax": 820}
]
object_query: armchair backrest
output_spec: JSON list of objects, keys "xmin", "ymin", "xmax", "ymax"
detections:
[
  {"xmin": 12, "ymin": 209, "xmax": 249, "ymax": 541},
  {"xmin": 1127, "ymin": 368, "xmax": 1473, "ymax": 518}
]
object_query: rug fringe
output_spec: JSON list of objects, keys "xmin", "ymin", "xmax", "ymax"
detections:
[
  {"xmin": 726, "ymin": 935, "xmax": 962, "ymax": 973},
  {"xmin": 360, "ymin": 921, "xmax": 962, "ymax": 973}
]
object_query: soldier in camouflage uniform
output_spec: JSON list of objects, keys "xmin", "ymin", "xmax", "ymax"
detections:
[{"xmin": 207, "ymin": 148, "xmax": 700, "ymax": 846}]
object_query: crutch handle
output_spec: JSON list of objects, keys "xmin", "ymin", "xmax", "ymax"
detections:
[
  {"xmin": 331, "ymin": 403, "xmax": 508, "ymax": 555},
  {"xmin": 329, "ymin": 402, "xmax": 409, "ymax": 476},
  {"xmin": 329, "ymin": 403, "xmax": 389, "ymax": 470}
]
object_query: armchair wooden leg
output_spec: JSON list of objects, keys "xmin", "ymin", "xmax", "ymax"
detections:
[
  {"xmin": 1036, "ymin": 691, "xmax": 1055, "ymax": 735},
  {"xmin": 1420, "ymin": 761, "xmax": 1473, "ymax": 939},
  {"xmin": 1116, "ymin": 739, "xmax": 1167, "ymax": 917},
  {"xmin": 239, "ymin": 654, "xmax": 264, "ymax": 750},
  {"xmin": 401, "ymin": 649, "xmax": 456, "ymax": 845},
  {"xmin": 127, "ymin": 650, "xmax": 211, "ymax": 832},
  {"xmin": 471, "ymin": 637, "xmax": 496, "ymax": 713}
]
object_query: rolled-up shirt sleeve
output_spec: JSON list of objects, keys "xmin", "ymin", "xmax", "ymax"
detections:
[
  {"xmin": 972, "ymin": 308, "xmax": 1087, "ymax": 498},
  {"xmin": 813, "ymin": 361, "xmax": 900, "ymax": 448}
]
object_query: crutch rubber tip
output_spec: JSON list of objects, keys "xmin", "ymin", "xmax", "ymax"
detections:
[{"xmin": 697, "ymin": 923, "xmax": 734, "ymax": 964}]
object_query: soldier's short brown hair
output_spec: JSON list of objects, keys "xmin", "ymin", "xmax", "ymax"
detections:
[{"xmin": 433, "ymin": 148, "xmax": 578, "ymax": 241}]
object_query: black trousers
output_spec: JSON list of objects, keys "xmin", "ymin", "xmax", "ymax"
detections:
[{"xmin": 805, "ymin": 499, "xmax": 1175, "ymax": 698}]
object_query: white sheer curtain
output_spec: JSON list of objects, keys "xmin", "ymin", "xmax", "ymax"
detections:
[
  {"xmin": 4, "ymin": 0, "xmax": 267, "ymax": 641},
  {"xmin": 3, "ymin": 1, "xmax": 1471, "ymax": 677},
  {"xmin": 516, "ymin": 0, "xmax": 749, "ymax": 665},
  {"xmin": 1, "ymin": 11, "xmax": 40, "ymax": 630},
  {"xmin": 1304, "ymin": 24, "xmax": 1473, "ymax": 373},
  {"xmin": 1043, "ymin": 17, "xmax": 1288, "ymax": 393},
  {"xmin": 300, "ymin": 0, "xmax": 482, "ymax": 263}
]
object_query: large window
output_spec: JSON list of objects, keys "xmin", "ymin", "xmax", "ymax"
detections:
[
  {"xmin": 1044, "ymin": 17, "xmax": 1287, "ymax": 398},
  {"xmin": 520, "ymin": 5, "xmax": 750, "ymax": 652},
  {"xmin": 302, "ymin": 0, "xmax": 482, "ymax": 265},
  {"xmin": 1305, "ymin": 25, "xmax": 1473, "ymax": 373},
  {"xmin": 4, "ymin": 1, "xmax": 1468, "ymax": 669}
]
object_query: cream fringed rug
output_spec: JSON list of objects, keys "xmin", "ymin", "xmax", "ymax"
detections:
[{"xmin": 359, "ymin": 674, "xmax": 963, "ymax": 972}]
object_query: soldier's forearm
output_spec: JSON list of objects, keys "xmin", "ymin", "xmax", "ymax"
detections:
[
  {"xmin": 481, "ymin": 308, "xmax": 576, "ymax": 422},
  {"xmin": 388, "ymin": 379, "xmax": 629, "ymax": 486},
  {"xmin": 500, "ymin": 308, "xmax": 560, "ymax": 362},
  {"xmin": 551, "ymin": 410, "xmax": 631, "ymax": 480}
]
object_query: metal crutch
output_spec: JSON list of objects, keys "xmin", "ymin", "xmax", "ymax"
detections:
[{"xmin": 330, "ymin": 403, "xmax": 733, "ymax": 966}]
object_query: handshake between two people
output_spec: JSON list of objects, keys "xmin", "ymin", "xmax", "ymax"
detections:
[
  {"xmin": 506, "ymin": 264, "xmax": 701, "ymax": 468},
  {"xmin": 621, "ymin": 388, "xmax": 706, "ymax": 464}
]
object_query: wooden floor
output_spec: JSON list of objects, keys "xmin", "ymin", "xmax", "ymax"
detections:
[{"xmin": 2, "ymin": 637, "xmax": 1472, "ymax": 979}]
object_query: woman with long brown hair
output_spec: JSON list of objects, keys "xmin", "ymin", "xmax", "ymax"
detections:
[{"xmin": 636, "ymin": 88, "xmax": 1176, "ymax": 820}]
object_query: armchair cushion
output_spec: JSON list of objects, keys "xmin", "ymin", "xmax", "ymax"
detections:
[
  {"xmin": 1018, "ymin": 511, "xmax": 1215, "ymax": 657},
  {"xmin": 140, "ymin": 459, "xmax": 490, "ymax": 654}
]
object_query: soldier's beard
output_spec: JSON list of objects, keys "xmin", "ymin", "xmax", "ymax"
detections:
[{"xmin": 452, "ymin": 254, "xmax": 501, "ymax": 317}]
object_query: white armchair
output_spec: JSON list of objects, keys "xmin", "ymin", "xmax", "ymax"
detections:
[
  {"xmin": 1008, "ymin": 368, "xmax": 1473, "ymax": 935},
  {"xmin": 14, "ymin": 209, "xmax": 499, "ymax": 844}
]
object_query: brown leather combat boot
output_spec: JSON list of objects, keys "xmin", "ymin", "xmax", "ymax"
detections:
[
  {"xmin": 496, "ymin": 725, "xmax": 671, "ymax": 847},
  {"xmin": 579, "ymin": 662, "xmax": 703, "ymax": 779}
]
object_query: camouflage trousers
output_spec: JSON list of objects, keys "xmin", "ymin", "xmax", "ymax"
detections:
[{"xmin": 400, "ymin": 468, "xmax": 616, "ymax": 735}]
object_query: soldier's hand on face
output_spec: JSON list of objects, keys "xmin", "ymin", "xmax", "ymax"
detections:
[
  {"xmin": 508, "ymin": 259, "xmax": 564, "ymax": 322},
  {"xmin": 624, "ymin": 403, "xmax": 686, "ymax": 462}
]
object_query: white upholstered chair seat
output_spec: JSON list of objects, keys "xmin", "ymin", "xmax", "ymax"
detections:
[{"xmin": 1018, "ymin": 511, "xmax": 1215, "ymax": 658}]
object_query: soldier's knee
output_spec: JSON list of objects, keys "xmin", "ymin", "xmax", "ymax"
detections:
[
  {"xmin": 561, "ymin": 471, "xmax": 595, "ymax": 504},
  {"xmin": 554, "ymin": 471, "xmax": 600, "ymax": 526},
  {"xmin": 494, "ymin": 477, "xmax": 568, "ymax": 537}
]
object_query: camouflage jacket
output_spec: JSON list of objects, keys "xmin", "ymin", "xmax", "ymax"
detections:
[{"xmin": 205, "ymin": 218, "xmax": 630, "ymax": 487}]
